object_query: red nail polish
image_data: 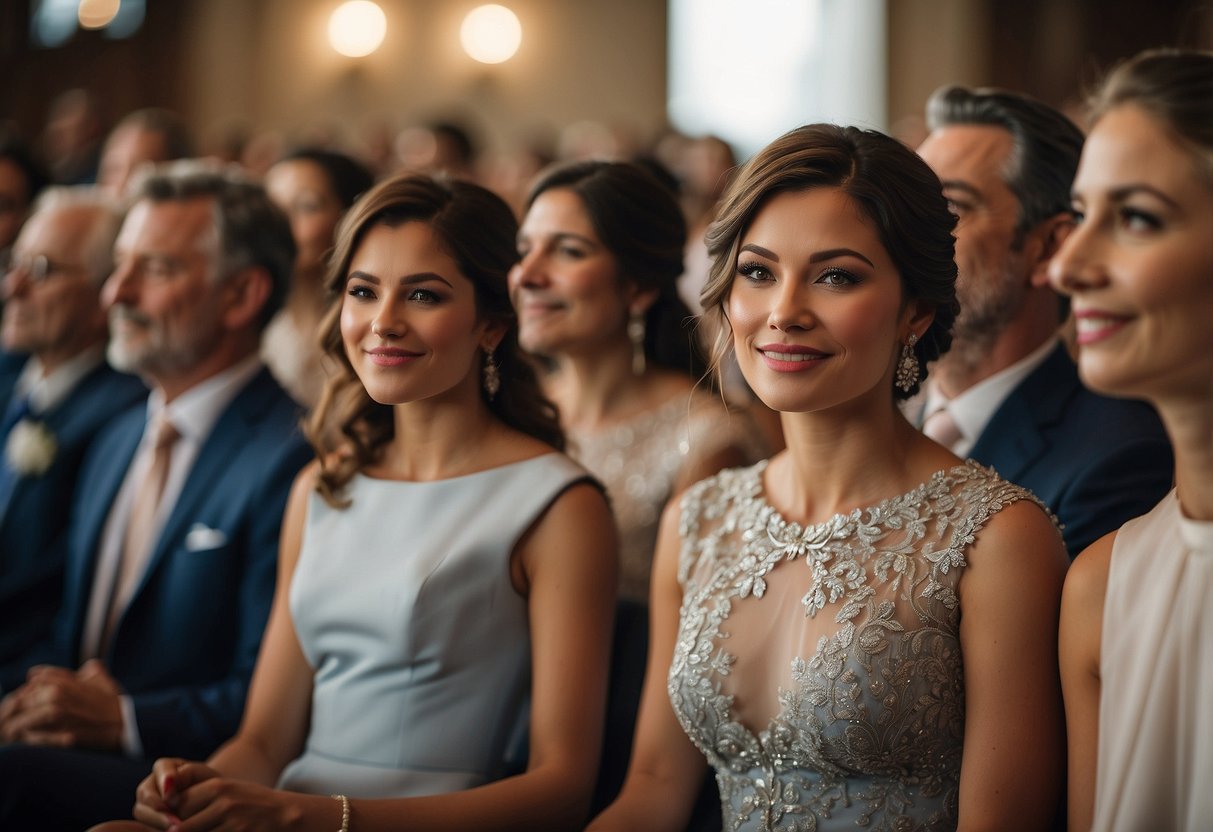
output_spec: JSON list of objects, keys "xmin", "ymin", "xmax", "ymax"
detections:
[{"xmin": 163, "ymin": 774, "xmax": 176, "ymax": 795}]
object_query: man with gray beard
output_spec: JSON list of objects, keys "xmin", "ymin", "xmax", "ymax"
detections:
[
  {"xmin": 0, "ymin": 162, "xmax": 310, "ymax": 829},
  {"xmin": 914, "ymin": 85, "xmax": 1172, "ymax": 557}
]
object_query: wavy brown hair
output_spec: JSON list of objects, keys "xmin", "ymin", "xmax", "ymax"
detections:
[
  {"xmin": 701, "ymin": 123, "xmax": 958, "ymax": 401},
  {"xmin": 306, "ymin": 173, "xmax": 564, "ymax": 506}
]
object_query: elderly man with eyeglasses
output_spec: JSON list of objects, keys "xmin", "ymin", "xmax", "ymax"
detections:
[{"xmin": 0, "ymin": 186, "xmax": 147, "ymax": 665}]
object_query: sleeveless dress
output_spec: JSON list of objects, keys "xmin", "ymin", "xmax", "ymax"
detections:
[
  {"xmin": 277, "ymin": 453, "xmax": 592, "ymax": 798},
  {"xmin": 569, "ymin": 390, "xmax": 764, "ymax": 602},
  {"xmin": 1092, "ymin": 490, "xmax": 1213, "ymax": 831},
  {"xmin": 669, "ymin": 460, "xmax": 1046, "ymax": 831}
]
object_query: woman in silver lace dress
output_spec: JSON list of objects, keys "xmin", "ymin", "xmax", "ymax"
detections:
[
  {"xmin": 511, "ymin": 160, "xmax": 764, "ymax": 602},
  {"xmin": 590, "ymin": 125, "xmax": 1069, "ymax": 831}
]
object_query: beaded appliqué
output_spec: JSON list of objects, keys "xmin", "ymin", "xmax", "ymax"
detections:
[{"xmin": 668, "ymin": 460, "xmax": 1041, "ymax": 832}]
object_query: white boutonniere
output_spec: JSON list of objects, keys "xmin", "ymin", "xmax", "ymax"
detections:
[{"xmin": 5, "ymin": 419, "xmax": 58, "ymax": 476}]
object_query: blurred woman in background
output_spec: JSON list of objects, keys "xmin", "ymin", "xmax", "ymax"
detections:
[
  {"xmin": 264, "ymin": 148, "xmax": 373, "ymax": 406},
  {"xmin": 510, "ymin": 159, "xmax": 763, "ymax": 604}
]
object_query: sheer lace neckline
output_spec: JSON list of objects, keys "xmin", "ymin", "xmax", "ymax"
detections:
[{"xmin": 749, "ymin": 457, "xmax": 983, "ymax": 536}]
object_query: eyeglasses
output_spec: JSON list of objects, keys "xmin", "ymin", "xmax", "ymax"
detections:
[{"xmin": 1, "ymin": 253, "xmax": 84, "ymax": 283}]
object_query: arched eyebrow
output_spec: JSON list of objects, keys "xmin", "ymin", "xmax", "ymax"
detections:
[
  {"xmin": 738, "ymin": 243, "xmax": 874, "ymax": 268},
  {"xmin": 346, "ymin": 271, "xmax": 454, "ymax": 288}
]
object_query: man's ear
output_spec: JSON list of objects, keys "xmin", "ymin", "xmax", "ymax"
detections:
[
  {"xmin": 220, "ymin": 266, "xmax": 273, "ymax": 331},
  {"xmin": 1029, "ymin": 212, "xmax": 1075, "ymax": 289}
]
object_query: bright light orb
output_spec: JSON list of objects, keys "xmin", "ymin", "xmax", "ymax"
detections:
[
  {"xmin": 78, "ymin": 0, "xmax": 121, "ymax": 30},
  {"xmin": 461, "ymin": 5, "xmax": 522, "ymax": 65},
  {"xmin": 328, "ymin": 0, "xmax": 387, "ymax": 58}
]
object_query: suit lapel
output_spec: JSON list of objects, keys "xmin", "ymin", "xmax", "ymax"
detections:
[
  {"xmin": 61, "ymin": 410, "xmax": 143, "ymax": 647},
  {"xmin": 124, "ymin": 369, "xmax": 279, "ymax": 604},
  {"xmin": 968, "ymin": 343, "xmax": 1079, "ymax": 481}
]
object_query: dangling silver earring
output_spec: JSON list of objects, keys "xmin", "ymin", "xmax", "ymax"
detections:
[
  {"xmin": 895, "ymin": 333, "xmax": 920, "ymax": 393},
  {"xmin": 482, "ymin": 350, "xmax": 501, "ymax": 400},
  {"xmin": 628, "ymin": 312, "xmax": 646, "ymax": 376}
]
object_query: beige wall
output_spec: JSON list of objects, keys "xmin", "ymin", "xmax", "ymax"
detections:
[
  {"xmin": 887, "ymin": 0, "xmax": 992, "ymax": 142},
  {"xmin": 181, "ymin": 0, "xmax": 669, "ymax": 159}
]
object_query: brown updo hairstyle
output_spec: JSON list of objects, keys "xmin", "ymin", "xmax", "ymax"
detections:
[
  {"xmin": 306, "ymin": 173, "xmax": 564, "ymax": 506},
  {"xmin": 1088, "ymin": 48, "xmax": 1213, "ymax": 180},
  {"xmin": 701, "ymin": 123, "xmax": 959, "ymax": 400},
  {"xmin": 523, "ymin": 159, "xmax": 708, "ymax": 379}
]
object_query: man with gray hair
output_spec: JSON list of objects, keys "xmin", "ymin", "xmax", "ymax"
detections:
[
  {"xmin": 915, "ymin": 85, "xmax": 1172, "ymax": 557},
  {"xmin": 0, "ymin": 162, "xmax": 310, "ymax": 828},
  {"xmin": 0, "ymin": 187, "xmax": 146, "ymax": 664}
]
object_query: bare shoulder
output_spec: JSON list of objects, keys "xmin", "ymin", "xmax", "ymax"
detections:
[
  {"xmin": 1063, "ymin": 531, "xmax": 1116, "ymax": 614},
  {"xmin": 963, "ymin": 497, "xmax": 1069, "ymax": 579}
]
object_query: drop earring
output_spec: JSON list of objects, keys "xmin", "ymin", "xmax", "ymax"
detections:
[
  {"xmin": 895, "ymin": 333, "xmax": 920, "ymax": 393},
  {"xmin": 628, "ymin": 312, "xmax": 646, "ymax": 376},
  {"xmin": 482, "ymin": 349, "xmax": 501, "ymax": 400}
]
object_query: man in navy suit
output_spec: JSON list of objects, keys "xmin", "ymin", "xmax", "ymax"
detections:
[
  {"xmin": 915, "ymin": 86, "xmax": 1173, "ymax": 557},
  {"xmin": 0, "ymin": 187, "xmax": 146, "ymax": 665},
  {"xmin": 0, "ymin": 162, "xmax": 311, "ymax": 828}
]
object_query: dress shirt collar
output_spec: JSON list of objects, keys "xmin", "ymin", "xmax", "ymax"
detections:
[
  {"xmin": 143, "ymin": 354, "xmax": 264, "ymax": 446},
  {"xmin": 923, "ymin": 335, "xmax": 1059, "ymax": 456},
  {"xmin": 14, "ymin": 346, "xmax": 107, "ymax": 416}
]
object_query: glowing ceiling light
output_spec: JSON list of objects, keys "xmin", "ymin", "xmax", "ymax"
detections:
[
  {"xmin": 461, "ymin": 5, "xmax": 522, "ymax": 65},
  {"xmin": 328, "ymin": 0, "xmax": 387, "ymax": 58},
  {"xmin": 78, "ymin": 0, "xmax": 121, "ymax": 30}
]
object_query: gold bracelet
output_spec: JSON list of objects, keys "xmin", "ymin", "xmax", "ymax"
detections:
[{"xmin": 331, "ymin": 794, "xmax": 350, "ymax": 832}]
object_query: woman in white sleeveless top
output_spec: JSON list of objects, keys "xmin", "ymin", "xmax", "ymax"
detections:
[
  {"xmin": 101, "ymin": 174, "xmax": 617, "ymax": 830},
  {"xmin": 1050, "ymin": 49, "xmax": 1213, "ymax": 832}
]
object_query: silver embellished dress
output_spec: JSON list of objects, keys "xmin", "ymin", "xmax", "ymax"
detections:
[
  {"xmin": 669, "ymin": 460, "xmax": 1043, "ymax": 831},
  {"xmin": 568, "ymin": 390, "xmax": 764, "ymax": 602}
]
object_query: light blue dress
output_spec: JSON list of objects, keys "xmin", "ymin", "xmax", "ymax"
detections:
[{"xmin": 277, "ymin": 453, "xmax": 592, "ymax": 798}]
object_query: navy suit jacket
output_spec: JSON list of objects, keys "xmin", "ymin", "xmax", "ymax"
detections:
[
  {"xmin": 0, "ymin": 355, "xmax": 147, "ymax": 664},
  {"xmin": 968, "ymin": 343, "xmax": 1173, "ymax": 557},
  {"xmin": 2, "ymin": 366, "xmax": 311, "ymax": 760}
]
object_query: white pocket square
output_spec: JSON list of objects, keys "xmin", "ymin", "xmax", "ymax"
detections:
[{"xmin": 185, "ymin": 523, "xmax": 228, "ymax": 552}]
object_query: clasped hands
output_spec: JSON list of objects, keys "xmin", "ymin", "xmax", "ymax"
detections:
[
  {"xmin": 132, "ymin": 760, "xmax": 319, "ymax": 832},
  {"xmin": 0, "ymin": 659, "xmax": 124, "ymax": 749}
]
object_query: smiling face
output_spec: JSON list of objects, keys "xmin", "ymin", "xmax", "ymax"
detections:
[
  {"xmin": 727, "ymin": 187, "xmax": 927, "ymax": 415},
  {"xmin": 1047, "ymin": 103, "xmax": 1213, "ymax": 402},
  {"xmin": 508, "ymin": 188, "xmax": 638, "ymax": 358},
  {"xmin": 341, "ymin": 220, "xmax": 499, "ymax": 406}
]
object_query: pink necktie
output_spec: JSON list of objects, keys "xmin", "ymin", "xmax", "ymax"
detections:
[
  {"xmin": 923, "ymin": 407, "xmax": 963, "ymax": 451},
  {"xmin": 103, "ymin": 415, "xmax": 180, "ymax": 648}
]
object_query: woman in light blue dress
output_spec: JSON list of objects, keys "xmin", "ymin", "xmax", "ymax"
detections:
[{"xmin": 107, "ymin": 173, "xmax": 618, "ymax": 831}]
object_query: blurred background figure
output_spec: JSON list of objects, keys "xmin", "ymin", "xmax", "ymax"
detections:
[
  {"xmin": 0, "ymin": 135, "xmax": 51, "ymax": 267},
  {"xmin": 97, "ymin": 108, "xmax": 194, "ymax": 199},
  {"xmin": 395, "ymin": 120, "xmax": 480, "ymax": 181},
  {"xmin": 40, "ymin": 88, "xmax": 106, "ymax": 185},
  {"xmin": 263, "ymin": 147, "xmax": 375, "ymax": 408},
  {"xmin": 0, "ymin": 186, "xmax": 146, "ymax": 665},
  {"xmin": 511, "ymin": 159, "xmax": 762, "ymax": 605}
]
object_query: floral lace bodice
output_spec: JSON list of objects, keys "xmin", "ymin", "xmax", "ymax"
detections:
[{"xmin": 668, "ymin": 460, "xmax": 1042, "ymax": 831}]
